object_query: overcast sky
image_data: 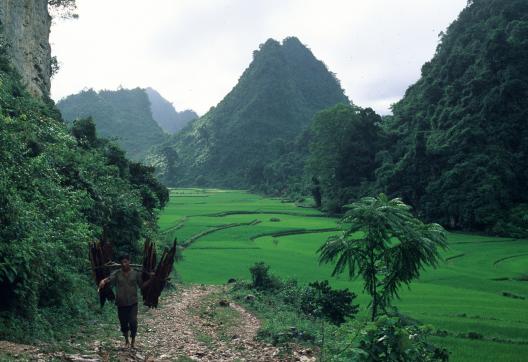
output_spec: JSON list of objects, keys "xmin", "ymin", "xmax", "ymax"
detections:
[{"xmin": 50, "ymin": 0, "xmax": 468, "ymax": 116}]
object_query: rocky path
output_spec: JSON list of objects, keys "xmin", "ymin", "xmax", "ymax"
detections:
[
  {"xmin": 1, "ymin": 285, "xmax": 314, "ymax": 361},
  {"xmin": 117, "ymin": 285, "xmax": 282, "ymax": 361}
]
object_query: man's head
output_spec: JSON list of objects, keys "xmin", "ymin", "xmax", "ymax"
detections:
[{"xmin": 118, "ymin": 254, "xmax": 131, "ymax": 271}]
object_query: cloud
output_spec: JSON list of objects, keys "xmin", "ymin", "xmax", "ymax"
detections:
[{"xmin": 50, "ymin": 0, "xmax": 467, "ymax": 115}]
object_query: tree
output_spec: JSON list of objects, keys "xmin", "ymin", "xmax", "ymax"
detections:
[
  {"xmin": 308, "ymin": 104, "xmax": 382, "ymax": 213},
  {"xmin": 311, "ymin": 176, "xmax": 322, "ymax": 208},
  {"xmin": 318, "ymin": 194, "xmax": 447, "ymax": 321},
  {"xmin": 300, "ymin": 280, "xmax": 358, "ymax": 325},
  {"xmin": 48, "ymin": 0, "xmax": 78, "ymax": 19}
]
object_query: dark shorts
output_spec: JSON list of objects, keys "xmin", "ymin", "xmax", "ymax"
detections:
[{"xmin": 117, "ymin": 303, "xmax": 138, "ymax": 337}]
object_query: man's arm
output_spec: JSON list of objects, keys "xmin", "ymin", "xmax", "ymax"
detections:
[{"xmin": 98, "ymin": 271, "xmax": 117, "ymax": 290}]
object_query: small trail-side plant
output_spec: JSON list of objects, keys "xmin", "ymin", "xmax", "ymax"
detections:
[
  {"xmin": 249, "ymin": 262, "xmax": 282, "ymax": 290},
  {"xmin": 328, "ymin": 316, "xmax": 449, "ymax": 361}
]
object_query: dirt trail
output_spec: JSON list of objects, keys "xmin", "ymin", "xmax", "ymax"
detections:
[
  {"xmin": 1, "ymin": 285, "xmax": 314, "ymax": 361},
  {"xmin": 121, "ymin": 285, "xmax": 282, "ymax": 361}
]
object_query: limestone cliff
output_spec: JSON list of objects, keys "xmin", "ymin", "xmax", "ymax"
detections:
[{"xmin": 0, "ymin": 0, "xmax": 51, "ymax": 97}]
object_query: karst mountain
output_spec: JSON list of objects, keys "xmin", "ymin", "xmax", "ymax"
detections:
[{"xmin": 152, "ymin": 36, "xmax": 349, "ymax": 187}]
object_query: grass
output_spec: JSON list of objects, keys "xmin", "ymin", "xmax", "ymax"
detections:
[
  {"xmin": 196, "ymin": 292, "xmax": 242, "ymax": 342},
  {"xmin": 160, "ymin": 188, "xmax": 528, "ymax": 362}
]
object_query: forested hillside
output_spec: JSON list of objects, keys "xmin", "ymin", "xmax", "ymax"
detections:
[
  {"xmin": 145, "ymin": 87, "xmax": 198, "ymax": 134},
  {"xmin": 373, "ymin": 0, "xmax": 528, "ymax": 234},
  {"xmin": 150, "ymin": 37, "xmax": 349, "ymax": 187},
  {"xmin": 249, "ymin": 0, "xmax": 528, "ymax": 236},
  {"xmin": 57, "ymin": 88, "xmax": 167, "ymax": 160},
  {"xmin": 0, "ymin": 46, "xmax": 168, "ymax": 339}
]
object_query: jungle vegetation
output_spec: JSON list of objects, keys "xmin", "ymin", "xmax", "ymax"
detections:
[
  {"xmin": 309, "ymin": 0, "xmax": 528, "ymax": 235},
  {"xmin": 0, "ymin": 44, "xmax": 168, "ymax": 339}
]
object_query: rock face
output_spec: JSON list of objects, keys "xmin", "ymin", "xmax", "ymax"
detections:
[{"xmin": 0, "ymin": 0, "xmax": 51, "ymax": 97}]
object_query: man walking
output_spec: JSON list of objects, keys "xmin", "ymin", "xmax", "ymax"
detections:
[{"xmin": 99, "ymin": 254, "xmax": 147, "ymax": 348}]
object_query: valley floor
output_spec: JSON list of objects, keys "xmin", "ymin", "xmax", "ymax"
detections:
[{"xmin": 160, "ymin": 188, "xmax": 528, "ymax": 362}]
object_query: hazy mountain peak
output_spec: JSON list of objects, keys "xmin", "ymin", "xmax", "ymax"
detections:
[{"xmin": 145, "ymin": 87, "xmax": 198, "ymax": 134}]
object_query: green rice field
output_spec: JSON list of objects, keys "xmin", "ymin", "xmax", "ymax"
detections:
[{"xmin": 159, "ymin": 188, "xmax": 528, "ymax": 362}]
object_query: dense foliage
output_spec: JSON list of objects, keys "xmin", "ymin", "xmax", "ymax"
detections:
[
  {"xmin": 300, "ymin": 280, "xmax": 358, "ymax": 326},
  {"xmin": 247, "ymin": 262, "xmax": 358, "ymax": 326},
  {"xmin": 145, "ymin": 87, "xmax": 198, "ymax": 134},
  {"xmin": 265, "ymin": 0, "xmax": 528, "ymax": 236},
  {"xmin": 151, "ymin": 37, "xmax": 349, "ymax": 187},
  {"xmin": 308, "ymin": 104, "xmax": 383, "ymax": 213},
  {"xmin": 0, "ymin": 49, "xmax": 168, "ymax": 338},
  {"xmin": 57, "ymin": 88, "xmax": 167, "ymax": 161},
  {"xmin": 374, "ymin": 0, "xmax": 528, "ymax": 233}
]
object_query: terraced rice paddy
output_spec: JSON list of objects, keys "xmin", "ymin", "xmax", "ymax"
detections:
[{"xmin": 159, "ymin": 188, "xmax": 528, "ymax": 362}]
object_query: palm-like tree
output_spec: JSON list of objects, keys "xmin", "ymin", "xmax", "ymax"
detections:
[{"xmin": 318, "ymin": 194, "xmax": 447, "ymax": 321}]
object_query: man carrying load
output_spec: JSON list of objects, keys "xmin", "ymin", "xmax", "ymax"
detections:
[{"xmin": 99, "ymin": 254, "xmax": 149, "ymax": 348}]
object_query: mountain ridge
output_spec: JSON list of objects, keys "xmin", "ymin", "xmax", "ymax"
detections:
[
  {"xmin": 57, "ymin": 87, "xmax": 167, "ymax": 161},
  {"xmin": 152, "ymin": 36, "xmax": 350, "ymax": 187}
]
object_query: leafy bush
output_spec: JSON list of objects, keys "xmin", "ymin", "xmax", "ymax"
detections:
[
  {"xmin": 230, "ymin": 280, "xmax": 322, "ymax": 347},
  {"xmin": 247, "ymin": 264, "xmax": 358, "ymax": 325},
  {"xmin": 249, "ymin": 262, "xmax": 282, "ymax": 290},
  {"xmin": 236, "ymin": 264, "xmax": 359, "ymax": 351},
  {"xmin": 71, "ymin": 117, "xmax": 98, "ymax": 148},
  {"xmin": 300, "ymin": 280, "xmax": 358, "ymax": 325}
]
